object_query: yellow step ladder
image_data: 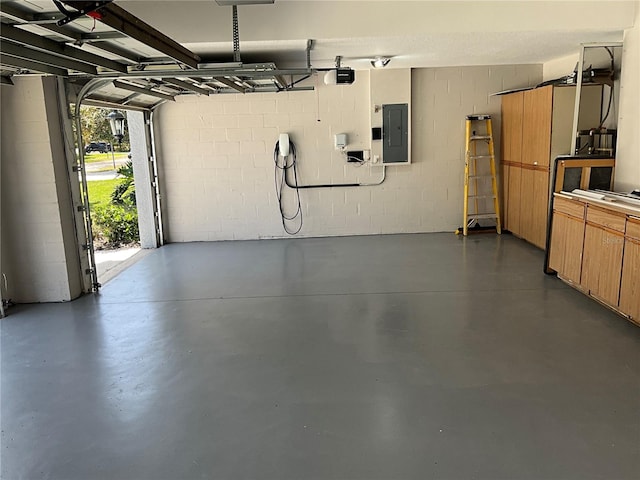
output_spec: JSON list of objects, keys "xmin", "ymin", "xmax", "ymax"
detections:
[{"xmin": 458, "ymin": 114, "xmax": 502, "ymax": 236}]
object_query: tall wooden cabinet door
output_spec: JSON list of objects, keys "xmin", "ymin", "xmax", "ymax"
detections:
[
  {"xmin": 519, "ymin": 168, "xmax": 534, "ymax": 240},
  {"xmin": 549, "ymin": 213, "xmax": 585, "ymax": 285},
  {"xmin": 531, "ymin": 170, "xmax": 550, "ymax": 249},
  {"xmin": 501, "ymin": 164, "xmax": 509, "ymax": 231},
  {"xmin": 619, "ymin": 238, "xmax": 640, "ymax": 323},
  {"xmin": 507, "ymin": 166, "xmax": 522, "ymax": 235},
  {"xmin": 549, "ymin": 213, "xmax": 569, "ymax": 273},
  {"xmin": 501, "ymin": 91, "xmax": 524, "ymax": 163},
  {"xmin": 582, "ymin": 225, "xmax": 624, "ymax": 306},
  {"xmin": 522, "ymin": 86, "xmax": 553, "ymax": 167}
]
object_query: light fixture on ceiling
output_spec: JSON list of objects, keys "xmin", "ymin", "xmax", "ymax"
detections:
[
  {"xmin": 215, "ymin": 0, "xmax": 275, "ymax": 5},
  {"xmin": 371, "ymin": 56, "xmax": 391, "ymax": 69}
]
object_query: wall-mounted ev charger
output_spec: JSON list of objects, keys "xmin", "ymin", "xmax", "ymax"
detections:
[{"xmin": 279, "ymin": 133, "xmax": 290, "ymax": 157}]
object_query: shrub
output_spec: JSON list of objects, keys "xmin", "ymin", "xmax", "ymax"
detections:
[
  {"xmin": 92, "ymin": 204, "xmax": 139, "ymax": 246},
  {"xmin": 111, "ymin": 161, "xmax": 136, "ymax": 207}
]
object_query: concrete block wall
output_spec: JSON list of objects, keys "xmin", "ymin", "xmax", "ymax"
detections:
[
  {"xmin": 155, "ymin": 65, "xmax": 542, "ymax": 241},
  {"xmin": 0, "ymin": 77, "xmax": 82, "ymax": 302}
]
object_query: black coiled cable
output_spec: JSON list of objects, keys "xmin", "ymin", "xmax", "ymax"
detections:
[{"xmin": 274, "ymin": 140, "xmax": 303, "ymax": 235}]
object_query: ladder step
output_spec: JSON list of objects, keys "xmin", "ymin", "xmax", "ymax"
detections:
[
  {"xmin": 466, "ymin": 114, "xmax": 491, "ymax": 120},
  {"xmin": 468, "ymin": 175, "xmax": 493, "ymax": 179},
  {"xmin": 467, "ymin": 213, "xmax": 499, "ymax": 219},
  {"xmin": 468, "ymin": 155, "xmax": 494, "ymax": 159},
  {"xmin": 469, "ymin": 135, "xmax": 492, "ymax": 141},
  {"xmin": 467, "ymin": 195, "xmax": 496, "ymax": 199}
]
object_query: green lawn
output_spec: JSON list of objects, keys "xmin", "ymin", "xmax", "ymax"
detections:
[
  {"xmin": 87, "ymin": 179, "xmax": 119, "ymax": 208},
  {"xmin": 84, "ymin": 152, "xmax": 129, "ymax": 164}
]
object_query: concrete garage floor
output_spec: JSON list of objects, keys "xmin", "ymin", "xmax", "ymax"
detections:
[{"xmin": 1, "ymin": 233, "xmax": 639, "ymax": 480}]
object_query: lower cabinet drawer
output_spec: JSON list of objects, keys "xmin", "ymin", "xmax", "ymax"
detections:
[
  {"xmin": 626, "ymin": 217, "xmax": 640, "ymax": 241},
  {"xmin": 587, "ymin": 206, "xmax": 626, "ymax": 232},
  {"xmin": 553, "ymin": 196, "xmax": 585, "ymax": 219}
]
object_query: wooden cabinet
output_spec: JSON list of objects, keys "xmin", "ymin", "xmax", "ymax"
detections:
[
  {"xmin": 518, "ymin": 168, "xmax": 549, "ymax": 249},
  {"xmin": 532, "ymin": 169, "xmax": 550, "ymax": 248},
  {"xmin": 582, "ymin": 224, "xmax": 624, "ymax": 306},
  {"xmin": 620, "ymin": 217, "xmax": 640, "ymax": 323},
  {"xmin": 549, "ymin": 194, "xmax": 640, "ymax": 327},
  {"xmin": 506, "ymin": 165, "xmax": 521, "ymax": 235},
  {"xmin": 548, "ymin": 197, "xmax": 585, "ymax": 285},
  {"xmin": 581, "ymin": 206, "xmax": 626, "ymax": 306},
  {"xmin": 501, "ymin": 87, "xmax": 553, "ymax": 247},
  {"xmin": 501, "ymin": 164, "xmax": 509, "ymax": 231},
  {"xmin": 522, "ymin": 86, "xmax": 552, "ymax": 167},
  {"xmin": 500, "ymin": 84, "xmax": 602, "ymax": 249},
  {"xmin": 501, "ymin": 91, "xmax": 523, "ymax": 164}
]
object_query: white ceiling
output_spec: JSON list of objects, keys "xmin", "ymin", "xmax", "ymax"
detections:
[
  {"xmin": 9, "ymin": 0, "xmax": 637, "ymax": 70},
  {"xmin": 119, "ymin": 0, "xmax": 636, "ymax": 69}
]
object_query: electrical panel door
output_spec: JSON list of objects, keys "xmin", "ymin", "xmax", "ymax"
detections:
[{"xmin": 382, "ymin": 103, "xmax": 409, "ymax": 164}]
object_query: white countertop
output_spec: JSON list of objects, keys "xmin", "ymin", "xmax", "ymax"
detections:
[{"xmin": 555, "ymin": 190, "xmax": 640, "ymax": 217}]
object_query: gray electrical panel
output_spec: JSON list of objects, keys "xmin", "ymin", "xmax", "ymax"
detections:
[{"xmin": 382, "ymin": 103, "xmax": 409, "ymax": 164}]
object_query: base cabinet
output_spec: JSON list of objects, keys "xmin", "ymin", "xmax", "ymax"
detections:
[
  {"xmin": 548, "ymin": 213, "xmax": 585, "ymax": 285},
  {"xmin": 581, "ymin": 224, "xmax": 624, "ymax": 306},
  {"xmin": 619, "ymin": 220, "xmax": 640, "ymax": 323},
  {"xmin": 549, "ymin": 195, "xmax": 640, "ymax": 327}
]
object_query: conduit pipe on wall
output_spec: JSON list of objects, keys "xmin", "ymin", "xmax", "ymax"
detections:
[
  {"xmin": 284, "ymin": 167, "xmax": 386, "ymax": 189},
  {"xmin": 275, "ymin": 140, "xmax": 386, "ymax": 190}
]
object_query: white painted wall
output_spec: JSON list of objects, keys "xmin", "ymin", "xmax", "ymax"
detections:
[
  {"xmin": 543, "ymin": 53, "xmax": 580, "ymax": 82},
  {"xmin": 0, "ymin": 77, "xmax": 82, "ymax": 302},
  {"xmin": 616, "ymin": 3, "xmax": 640, "ymax": 191},
  {"xmin": 155, "ymin": 64, "xmax": 541, "ymax": 241}
]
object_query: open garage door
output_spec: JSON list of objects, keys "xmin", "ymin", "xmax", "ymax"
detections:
[{"xmin": 66, "ymin": 80, "xmax": 164, "ymax": 291}]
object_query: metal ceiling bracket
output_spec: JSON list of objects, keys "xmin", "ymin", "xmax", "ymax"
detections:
[
  {"xmin": 0, "ymin": 24, "xmax": 127, "ymax": 73},
  {"xmin": 54, "ymin": 0, "xmax": 113, "ymax": 27},
  {"xmin": 274, "ymin": 75, "xmax": 288, "ymax": 90},
  {"xmin": 59, "ymin": 1, "xmax": 201, "ymax": 69},
  {"xmin": 0, "ymin": 2, "xmax": 65, "ymax": 24},
  {"xmin": 306, "ymin": 39, "xmax": 314, "ymax": 69},
  {"xmin": 164, "ymin": 79, "xmax": 211, "ymax": 96},
  {"xmin": 1, "ymin": 76, "xmax": 14, "ymax": 86},
  {"xmin": 89, "ymin": 41, "xmax": 143, "ymax": 64},
  {"xmin": 232, "ymin": 5, "xmax": 241, "ymax": 63},
  {"xmin": 97, "ymin": 67, "xmax": 313, "ymax": 80},
  {"xmin": 213, "ymin": 76, "xmax": 248, "ymax": 93},
  {"xmin": 113, "ymin": 80, "xmax": 176, "ymax": 101},
  {"xmin": 1, "ymin": 42, "xmax": 97, "ymax": 75},
  {"xmin": 0, "ymin": 5, "xmax": 141, "ymax": 66},
  {"xmin": 0, "ymin": 54, "xmax": 68, "ymax": 77}
]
